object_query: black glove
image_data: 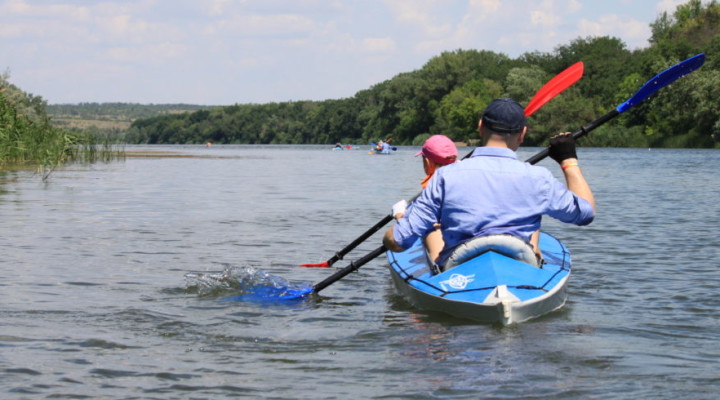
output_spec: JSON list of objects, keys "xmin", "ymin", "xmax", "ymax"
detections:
[{"xmin": 549, "ymin": 134, "xmax": 577, "ymax": 164}]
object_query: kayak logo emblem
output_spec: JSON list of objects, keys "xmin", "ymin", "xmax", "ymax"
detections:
[{"xmin": 440, "ymin": 273, "xmax": 475, "ymax": 290}]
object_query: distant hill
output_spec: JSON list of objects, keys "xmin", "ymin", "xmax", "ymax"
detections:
[{"xmin": 46, "ymin": 103, "xmax": 216, "ymax": 133}]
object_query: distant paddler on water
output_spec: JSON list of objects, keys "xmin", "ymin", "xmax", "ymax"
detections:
[
  {"xmin": 333, "ymin": 143, "xmax": 359, "ymax": 150},
  {"xmin": 369, "ymin": 138, "xmax": 396, "ymax": 155}
]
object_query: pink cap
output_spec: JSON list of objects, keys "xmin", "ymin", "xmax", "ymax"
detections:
[{"xmin": 415, "ymin": 135, "xmax": 458, "ymax": 165}]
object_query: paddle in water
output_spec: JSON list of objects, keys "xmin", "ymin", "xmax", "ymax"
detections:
[
  {"xmin": 225, "ymin": 246, "xmax": 388, "ymax": 301},
  {"xmin": 299, "ymin": 61, "xmax": 584, "ymax": 268},
  {"xmin": 185, "ymin": 266, "xmax": 314, "ymax": 302}
]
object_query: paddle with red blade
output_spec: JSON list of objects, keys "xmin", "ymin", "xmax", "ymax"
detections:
[
  {"xmin": 299, "ymin": 61, "xmax": 584, "ymax": 268},
  {"xmin": 524, "ymin": 61, "xmax": 584, "ymax": 118},
  {"xmin": 525, "ymin": 53, "xmax": 705, "ymax": 164}
]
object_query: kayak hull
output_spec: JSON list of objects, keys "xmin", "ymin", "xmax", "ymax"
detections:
[{"xmin": 386, "ymin": 232, "xmax": 571, "ymax": 325}]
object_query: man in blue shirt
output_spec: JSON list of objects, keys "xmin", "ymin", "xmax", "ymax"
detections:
[{"xmin": 383, "ymin": 97, "xmax": 596, "ymax": 268}]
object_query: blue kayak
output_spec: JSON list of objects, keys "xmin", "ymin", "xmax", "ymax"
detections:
[
  {"xmin": 369, "ymin": 148, "xmax": 392, "ymax": 155},
  {"xmin": 386, "ymin": 232, "xmax": 571, "ymax": 325}
]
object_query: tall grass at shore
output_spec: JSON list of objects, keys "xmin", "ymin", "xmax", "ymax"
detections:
[{"xmin": 1, "ymin": 78, "xmax": 123, "ymax": 180}]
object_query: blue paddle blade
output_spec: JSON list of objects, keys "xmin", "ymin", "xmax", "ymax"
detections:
[
  {"xmin": 184, "ymin": 266, "xmax": 314, "ymax": 303},
  {"xmin": 617, "ymin": 53, "xmax": 705, "ymax": 113},
  {"xmin": 221, "ymin": 286, "xmax": 314, "ymax": 302}
]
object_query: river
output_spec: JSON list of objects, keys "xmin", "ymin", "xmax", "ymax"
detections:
[{"xmin": 1, "ymin": 144, "xmax": 718, "ymax": 399}]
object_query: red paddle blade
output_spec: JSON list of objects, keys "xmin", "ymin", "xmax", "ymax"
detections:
[
  {"xmin": 298, "ymin": 261, "xmax": 330, "ymax": 268},
  {"xmin": 524, "ymin": 61, "xmax": 584, "ymax": 117}
]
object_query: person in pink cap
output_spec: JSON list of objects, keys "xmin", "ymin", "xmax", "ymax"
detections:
[
  {"xmin": 392, "ymin": 134, "xmax": 458, "ymax": 262},
  {"xmin": 415, "ymin": 134, "xmax": 458, "ymax": 188}
]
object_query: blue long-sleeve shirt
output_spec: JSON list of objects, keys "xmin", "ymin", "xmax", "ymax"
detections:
[{"xmin": 393, "ymin": 147, "xmax": 595, "ymax": 265}]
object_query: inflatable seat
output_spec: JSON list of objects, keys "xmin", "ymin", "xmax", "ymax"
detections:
[{"xmin": 443, "ymin": 234, "xmax": 538, "ymax": 270}]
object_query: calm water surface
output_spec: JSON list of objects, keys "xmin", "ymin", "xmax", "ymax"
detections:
[{"xmin": 1, "ymin": 145, "xmax": 719, "ymax": 399}]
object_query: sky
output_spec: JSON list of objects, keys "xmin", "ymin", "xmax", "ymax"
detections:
[{"xmin": 0, "ymin": 0, "xmax": 691, "ymax": 105}]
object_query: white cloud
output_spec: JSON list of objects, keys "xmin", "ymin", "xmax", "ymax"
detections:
[
  {"xmin": 323, "ymin": 31, "xmax": 359, "ymax": 54},
  {"xmin": 530, "ymin": 10, "xmax": 562, "ymax": 27},
  {"xmin": 577, "ymin": 15, "xmax": 651, "ymax": 49},
  {"xmin": 105, "ymin": 42, "xmax": 187, "ymax": 63},
  {"xmin": 98, "ymin": 15, "xmax": 150, "ymax": 37},
  {"xmin": 362, "ymin": 37, "xmax": 396, "ymax": 53},
  {"xmin": 384, "ymin": 0, "xmax": 430, "ymax": 23},
  {"xmin": 452, "ymin": 0, "xmax": 579, "ymax": 55},
  {"xmin": 0, "ymin": 0, "xmax": 91, "ymax": 20},
  {"xmin": 0, "ymin": 22, "xmax": 34, "ymax": 38},
  {"xmin": 383, "ymin": 0, "xmax": 459, "ymax": 36},
  {"xmin": 207, "ymin": 0, "xmax": 233, "ymax": 17},
  {"xmin": 564, "ymin": 0, "xmax": 583, "ymax": 14},
  {"xmin": 655, "ymin": 0, "xmax": 687, "ymax": 14},
  {"xmin": 468, "ymin": 0, "xmax": 501, "ymax": 14},
  {"xmin": 211, "ymin": 13, "xmax": 318, "ymax": 37}
]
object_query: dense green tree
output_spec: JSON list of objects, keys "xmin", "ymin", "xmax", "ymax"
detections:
[
  {"xmin": 434, "ymin": 79, "xmax": 502, "ymax": 143},
  {"xmin": 554, "ymin": 36, "xmax": 634, "ymax": 107},
  {"xmin": 504, "ymin": 66, "xmax": 548, "ymax": 105}
]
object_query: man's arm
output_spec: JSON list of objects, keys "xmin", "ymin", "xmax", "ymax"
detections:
[
  {"xmin": 549, "ymin": 133, "xmax": 596, "ymax": 214},
  {"xmin": 559, "ymin": 157, "xmax": 595, "ymax": 213}
]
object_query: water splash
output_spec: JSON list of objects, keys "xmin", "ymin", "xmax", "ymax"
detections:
[{"xmin": 184, "ymin": 266, "xmax": 313, "ymax": 302}]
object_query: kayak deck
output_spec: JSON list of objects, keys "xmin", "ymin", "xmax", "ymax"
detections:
[{"xmin": 386, "ymin": 232, "xmax": 571, "ymax": 324}]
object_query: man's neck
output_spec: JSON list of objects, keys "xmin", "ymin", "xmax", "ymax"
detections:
[{"xmin": 483, "ymin": 137, "xmax": 512, "ymax": 149}]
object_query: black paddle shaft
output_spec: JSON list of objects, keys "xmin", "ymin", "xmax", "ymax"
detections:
[
  {"xmin": 312, "ymin": 245, "xmax": 387, "ymax": 293},
  {"xmin": 326, "ymin": 216, "xmax": 393, "ymax": 265},
  {"xmin": 524, "ymin": 109, "xmax": 620, "ymax": 165}
]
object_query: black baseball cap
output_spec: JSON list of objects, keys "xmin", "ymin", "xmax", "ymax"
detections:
[{"xmin": 481, "ymin": 98, "xmax": 526, "ymax": 134}]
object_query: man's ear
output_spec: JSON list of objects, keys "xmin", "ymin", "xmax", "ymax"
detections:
[
  {"xmin": 518, "ymin": 126, "xmax": 528, "ymax": 145},
  {"xmin": 478, "ymin": 120, "xmax": 486, "ymax": 141}
]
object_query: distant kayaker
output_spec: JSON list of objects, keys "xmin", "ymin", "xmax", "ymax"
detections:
[
  {"xmin": 384, "ymin": 97, "xmax": 596, "ymax": 270},
  {"xmin": 376, "ymin": 140, "xmax": 391, "ymax": 153},
  {"xmin": 392, "ymin": 134, "xmax": 457, "ymax": 262}
]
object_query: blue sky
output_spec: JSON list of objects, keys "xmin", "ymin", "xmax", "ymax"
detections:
[{"xmin": 0, "ymin": 0, "xmax": 691, "ymax": 105}]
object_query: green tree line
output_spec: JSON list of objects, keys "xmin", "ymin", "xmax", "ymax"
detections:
[{"xmin": 117, "ymin": 0, "xmax": 717, "ymax": 148}]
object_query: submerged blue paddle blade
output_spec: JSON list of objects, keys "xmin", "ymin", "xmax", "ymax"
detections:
[
  {"xmin": 617, "ymin": 53, "xmax": 705, "ymax": 113},
  {"xmin": 185, "ymin": 266, "xmax": 315, "ymax": 303},
  {"xmin": 221, "ymin": 286, "xmax": 314, "ymax": 303}
]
